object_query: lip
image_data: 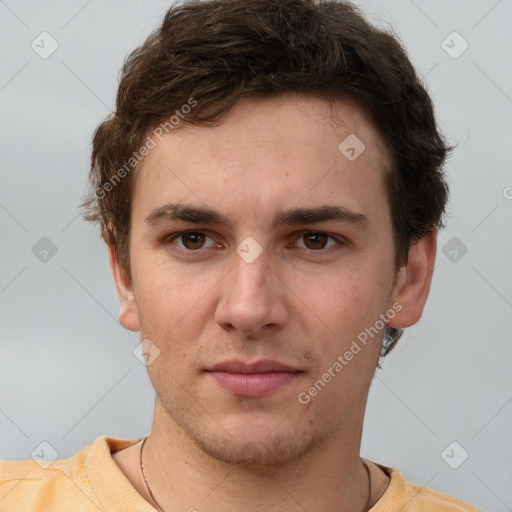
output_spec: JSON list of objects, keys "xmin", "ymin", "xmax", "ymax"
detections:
[
  {"xmin": 205, "ymin": 359, "xmax": 302, "ymax": 397},
  {"xmin": 207, "ymin": 359, "xmax": 299, "ymax": 373}
]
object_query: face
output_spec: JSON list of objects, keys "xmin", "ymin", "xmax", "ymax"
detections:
[{"xmin": 110, "ymin": 93, "xmax": 435, "ymax": 467}]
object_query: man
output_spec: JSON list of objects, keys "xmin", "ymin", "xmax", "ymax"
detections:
[{"xmin": 0, "ymin": 0, "xmax": 480, "ymax": 510}]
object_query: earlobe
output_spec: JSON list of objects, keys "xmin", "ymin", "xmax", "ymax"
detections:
[
  {"xmin": 107, "ymin": 244, "xmax": 141, "ymax": 332},
  {"xmin": 387, "ymin": 230, "xmax": 437, "ymax": 329}
]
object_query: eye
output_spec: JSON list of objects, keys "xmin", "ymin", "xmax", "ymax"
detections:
[
  {"xmin": 168, "ymin": 231, "xmax": 218, "ymax": 251},
  {"xmin": 293, "ymin": 232, "xmax": 344, "ymax": 251}
]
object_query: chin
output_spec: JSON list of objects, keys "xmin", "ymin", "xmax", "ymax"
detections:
[
  {"xmin": 181, "ymin": 416, "xmax": 328, "ymax": 470},
  {"xmin": 155, "ymin": 385, "xmax": 335, "ymax": 469},
  {"xmin": 201, "ymin": 435, "xmax": 318, "ymax": 469}
]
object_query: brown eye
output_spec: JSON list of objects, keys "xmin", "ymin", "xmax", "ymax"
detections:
[
  {"xmin": 172, "ymin": 232, "xmax": 214, "ymax": 250},
  {"xmin": 182, "ymin": 233, "xmax": 205, "ymax": 249},
  {"xmin": 303, "ymin": 233, "xmax": 329, "ymax": 250},
  {"xmin": 294, "ymin": 232, "xmax": 341, "ymax": 251}
]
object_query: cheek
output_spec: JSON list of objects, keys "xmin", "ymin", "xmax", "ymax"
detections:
[
  {"xmin": 134, "ymin": 258, "xmax": 213, "ymax": 340},
  {"xmin": 296, "ymin": 275, "xmax": 385, "ymax": 406},
  {"xmin": 291, "ymin": 265, "xmax": 388, "ymax": 356}
]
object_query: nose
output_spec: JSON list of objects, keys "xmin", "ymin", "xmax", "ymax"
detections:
[{"xmin": 214, "ymin": 248, "xmax": 288, "ymax": 335}]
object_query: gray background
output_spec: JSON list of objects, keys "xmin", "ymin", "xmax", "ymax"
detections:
[{"xmin": 1, "ymin": 1, "xmax": 511, "ymax": 510}]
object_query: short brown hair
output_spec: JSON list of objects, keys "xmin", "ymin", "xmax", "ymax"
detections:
[{"xmin": 80, "ymin": 0, "xmax": 452, "ymax": 358}]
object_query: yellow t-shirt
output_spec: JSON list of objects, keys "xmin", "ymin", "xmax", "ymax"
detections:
[{"xmin": 0, "ymin": 436, "xmax": 480, "ymax": 511}]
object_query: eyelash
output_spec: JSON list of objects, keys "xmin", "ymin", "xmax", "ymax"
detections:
[{"xmin": 164, "ymin": 230, "xmax": 347, "ymax": 255}]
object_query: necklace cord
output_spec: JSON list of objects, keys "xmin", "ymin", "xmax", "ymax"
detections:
[{"xmin": 140, "ymin": 436, "xmax": 165, "ymax": 512}]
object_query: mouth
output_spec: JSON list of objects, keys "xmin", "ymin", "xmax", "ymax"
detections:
[{"xmin": 204, "ymin": 359, "xmax": 303, "ymax": 398}]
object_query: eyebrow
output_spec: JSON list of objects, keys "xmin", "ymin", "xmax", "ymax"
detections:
[{"xmin": 145, "ymin": 203, "xmax": 369, "ymax": 230}]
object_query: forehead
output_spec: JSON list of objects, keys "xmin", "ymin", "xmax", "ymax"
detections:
[{"xmin": 132, "ymin": 94, "xmax": 392, "ymax": 229}]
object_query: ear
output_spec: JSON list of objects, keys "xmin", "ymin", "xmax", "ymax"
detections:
[
  {"xmin": 107, "ymin": 243, "xmax": 140, "ymax": 332},
  {"xmin": 388, "ymin": 230, "xmax": 437, "ymax": 328}
]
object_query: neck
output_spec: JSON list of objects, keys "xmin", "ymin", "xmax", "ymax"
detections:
[{"xmin": 140, "ymin": 398, "xmax": 372, "ymax": 512}]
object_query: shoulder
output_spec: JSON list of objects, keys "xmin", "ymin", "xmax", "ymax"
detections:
[
  {"xmin": 0, "ymin": 453, "xmax": 86, "ymax": 509},
  {"xmin": 370, "ymin": 462, "xmax": 481, "ymax": 512},
  {"xmin": 0, "ymin": 448, "xmax": 81, "ymax": 485},
  {"xmin": 0, "ymin": 436, "xmax": 139, "ymax": 511},
  {"xmin": 403, "ymin": 479, "xmax": 481, "ymax": 511},
  {"xmin": 381, "ymin": 466, "xmax": 481, "ymax": 512}
]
